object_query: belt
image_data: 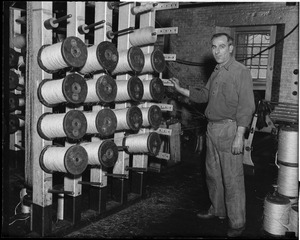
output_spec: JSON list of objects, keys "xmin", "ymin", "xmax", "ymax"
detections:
[{"xmin": 208, "ymin": 119, "xmax": 235, "ymax": 124}]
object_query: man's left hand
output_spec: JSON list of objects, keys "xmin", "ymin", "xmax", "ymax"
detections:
[{"xmin": 231, "ymin": 135, "xmax": 244, "ymax": 155}]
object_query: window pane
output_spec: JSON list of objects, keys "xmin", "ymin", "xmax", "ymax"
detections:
[
  {"xmin": 251, "ymin": 69, "xmax": 259, "ymax": 79},
  {"xmin": 235, "ymin": 28, "xmax": 272, "ymax": 91},
  {"xmin": 253, "ymin": 47, "xmax": 261, "ymax": 55},
  {"xmin": 252, "ymin": 57, "xmax": 260, "ymax": 66},
  {"xmin": 259, "ymin": 69, "xmax": 267, "ymax": 79},
  {"xmin": 261, "ymin": 58, "xmax": 268, "ymax": 66}
]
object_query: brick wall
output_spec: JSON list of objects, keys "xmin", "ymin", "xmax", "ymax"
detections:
[{"xmin": 156, "ymin": 2, "xmax": 299, "ymax": 104}]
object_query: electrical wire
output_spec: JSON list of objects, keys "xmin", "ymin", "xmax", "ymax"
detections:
[
  {"xmin": 171, "ymin": 24, "xmax": 299, "ymax": 66},
  {"xmin": 9, "ymin": 215, "xmax": 30, "ymax": 226}
]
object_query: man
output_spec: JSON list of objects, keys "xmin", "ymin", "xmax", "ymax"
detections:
[{"xmin": 169, "ymin": 33, "xmax": 255, "ymax": 237}]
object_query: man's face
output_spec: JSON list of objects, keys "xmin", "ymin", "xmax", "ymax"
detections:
[{"xmin": 211, "ymin": 35, "xmax": 233, "ymax": 65}]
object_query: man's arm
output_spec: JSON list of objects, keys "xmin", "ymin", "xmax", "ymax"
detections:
[
  {"xmin": 169, "ymin": 77, "xmax": 190, "ymax": 97},
  {"xmin": 169, "ymin": 77, "xmax": 209, "ymax": 103},
  {"xmin": 232, "ymin": 126, "xmax": 246, "ymax": 155}
]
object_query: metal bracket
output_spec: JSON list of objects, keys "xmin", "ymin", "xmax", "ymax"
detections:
[
  {"xmin": 155, "ymin": 27, "xmax": 178, "ymax": 35},
  {"xmin": 156, "ymin": 128, "xmax": 172, "ymax": 136},
  {"xmin": 163, "ymin": 54, "xmax": 176, "ymax": 61},
  {"xmin": 156, "ymin": 152, "xmax": 170, "ymax": 160},
  {"xmin": 154, "ymin": 2, "xmax": 179, "ymax": 11},
  {"xmin": 156, "ymin": 103, "xmax": 173, "ymax": 112}
]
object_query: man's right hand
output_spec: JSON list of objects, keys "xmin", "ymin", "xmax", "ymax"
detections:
[{"xmin": 169, "ymin": 77, "xmax": 181, "ymax": 91}]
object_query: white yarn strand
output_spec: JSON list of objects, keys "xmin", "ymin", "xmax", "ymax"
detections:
[
  {"xmin": 263, "ymin": 198, "xmax": 291, "ymax": 236},
  {"xmin": 115, "ymin": 80, "xmax": 130, "ymax": 102},
  {"xmin": 278, "ymin": 128, "xmax": 298, "ymax": 165},
  {"xmin": 12, "ymin": 34, "xmax": 26, "ymax": 49},
  {"xmin": 289, "ymin": 203, "xmax": 298, "ymax": 237},
  {"xmin": 140, "ymin": 53, "xmax": 154, "ymax": 74},
  {"xmin": 124, "ymin": 133, "xmax": 150, "ymax": 153},
  {"xmin": 18, "ymin": 75, "xmax": 25, "ymax": 86},
  {"xmin": 113, "ymin": 108, "xmax": 129, "ymax": 130},
  {"xmin": 80, "ymin": 45, "xmax": 103, "ymax": 74},
  {"xmin": 131, "ymin": 3, "xmax": 156, "ymax": 15},
  {"xmin": 129, "ymin": 26, "xmax": 157, "ymax": 46},
  {"xmin": 140, "ymin": 107, "xmax": 151, "ymax": 127},
  {"xmin": 81, "ymin": 141, "xmax": 102, "ymax": 165},
  {"xmin": 19, "ymin": 118, "xmax": 25, "ymax": 128},
  {"xmin": 43, "ymin": 147, "xmax": 68, "ymax": 173},
  {"xmin": 112, "ymin": 50, "xmax": 131, "ymax": 74},
  {"xmin": 40, "ymin": 78, "xmax": 66, "ymax": 105},
  {"xmin": 18, "ymin": 97, "xmax": 25, "ymax": 107},
  {"xmin": 84, "ymin": 112, "xmax": 98, "ymax": 134},
  {"xmin": 40, "ymin": 42, "xmax": 68, "ymax": 71},
  {"xmin": 84, "ymin": 142, "xmax": 100, "ymax": 165},
  {"xmin": 142, "ymin": 80, "xmax": 152, "ymax": 100},
  {"xmin": 277, "ymin": 164, "xmax": 299, "ymax": 197},
  {"xmin": 85, "ymin": 79, "xmax": 99, "ymax": 103},
  {"xmin": 40, "ymin": 114, "xmax": 65, "ymax": 138}
]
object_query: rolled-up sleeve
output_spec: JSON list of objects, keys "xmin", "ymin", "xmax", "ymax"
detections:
[{"xmin": 236, "ymin": 68, "xmax": 255, "ymax": 127}]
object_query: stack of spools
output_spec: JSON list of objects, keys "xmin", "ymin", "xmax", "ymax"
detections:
[{"xmin": 263, "ymin": 125, "xmax": 299, "ymax": 237}]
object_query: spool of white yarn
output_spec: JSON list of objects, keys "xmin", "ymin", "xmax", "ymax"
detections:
[
  {"xmin": 85, "ymin": 75, "xmax": 117, "ymax": 103},
  {"xmin": 277, "ymin": 163, "xmax": 299, "ymax": 198},
  {"xmin": 289, "ymin": 203, "xmax": 298, "ymax": 237},
  {"xmin": 38, "ymin": 74, "xmax": 87, "ymax": 107},
  {"xmin": 37, "ymin": 36, "xmax": 88, "ymax": 73},
  {"xmin": 113, "ymin": 106, "xmax": 142, "ymax": 131},
  {"xmin": 83, "ymin": 108, "xmax": 117, "ymax": 137},
  {"xmin": 129, "ymin": 26, "xmax": 157, "ymax": 46},
  {"xmin": 277, "ymin": 126, "xmax": 298, "ymax": 165},
  {"xmin": 263, "ymin": 193, "xmax": 291, "ymax": 236},
  {"xmin": 123, "ymin": 132, "xmax": 161, "ymax": 156},
  {"xmin": 131, "ymin": 3, "xmax": 157, "ymax": 15},
  {"xmin": 79, "ymin": 41, "xmax": 118, "ymax": 74},
  {"xmin": 115, "ymin": 77, "xmax": 144, "ymax": 102},
  {"xmin": 39, "ymin": 145, "xmax": 88, "ymax": 175},
  {"xmin": 112, "ymin": 47, "xmax": 144, "ymax": 75},
  {"xmin": 37, "ymin": 110, "xmax": 87, "ymax": 140},
  {"xmin": 80, "ymin": 140, "xmax": 118, "ymax": 168},
  {"xmin": 139, "ymin": 105, "xmax": 162, "ymax": 130},
  {"xmin": 12, "ymin": 34, "xmax": 26, "ymax": 49},
  {"xmin": 142, "ymin": 77, "xmax": 165, "ymax": 102}
]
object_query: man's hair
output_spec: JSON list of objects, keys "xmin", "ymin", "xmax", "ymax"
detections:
[{"xmin": 211, "ymin": 33, "xmax": 234, "ymax": 46}]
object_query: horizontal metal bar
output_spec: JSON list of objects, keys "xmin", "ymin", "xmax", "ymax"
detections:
[
  {"xmin": 155, "ymin": 2, "xmax": 179, "ymax": 10},
  {"xmin": 105, "ymin": 173, "xmax": 128, "ymax": 178},
  {"xmin": 163, "ymin": 54, "xmax": 176, "ymax": 61},
  {"xmin": 156, "ymin": 152, "xmax": 170, "ymax": 160},
  {"xmin": 125, "ymin": 166, "xmax": 147, "ymax": 172},
  {"xmin": 155, "ymin": 128, "xmax": 172, "ymax": 136},
  {"xmin": 78, "ymin": 181, "xmax": 102, "ymax": 186},
  {"xmin": 48, "ymin": 189, "xmax": 73, "ymax": 195},
  {"xmin": 155, "ymin": 27, "xmax": 178, "ymax": 35}
]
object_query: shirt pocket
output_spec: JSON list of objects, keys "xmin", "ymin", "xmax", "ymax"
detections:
[{"xmin": 221, "ymin": 81, "xmax": 236, "ymax": 106}]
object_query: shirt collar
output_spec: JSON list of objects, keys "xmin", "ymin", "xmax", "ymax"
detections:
[{"xmin": 215, "ymin": 56, "xmax": 235, "ymax": 71}]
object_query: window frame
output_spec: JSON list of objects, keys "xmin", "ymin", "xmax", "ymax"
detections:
[{"xmin": 233, "ymin": 26, "xmax": 277, "ymax": 101}]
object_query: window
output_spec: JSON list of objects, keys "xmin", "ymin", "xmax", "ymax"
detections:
[{"xmin": 234, "ymin": 26, "xmax": 276, "ymax": 100}]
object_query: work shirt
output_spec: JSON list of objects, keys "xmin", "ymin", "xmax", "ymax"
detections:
[{"xmin": 189, "ymin": 56, "xmax": 255, "ymax": 127}]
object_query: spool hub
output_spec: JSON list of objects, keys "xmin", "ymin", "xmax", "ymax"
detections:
[
  {"xmin": 96, "ymin": 75, "xmax": 117, "ymax": 103},
  {"xmin": 127, "ymin": 76, "xmax": 144, "ymax": 101},
  {"xmin": 126, "ymin": 106, "xmax": 143, "ymax": 131},
  {"xmin": 98, "ymin": 140, "xmax": 118, "ymax": 168},
  {"xmin": 95, "ymin": 108, "xmax": 117, "ymax": 137}
]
